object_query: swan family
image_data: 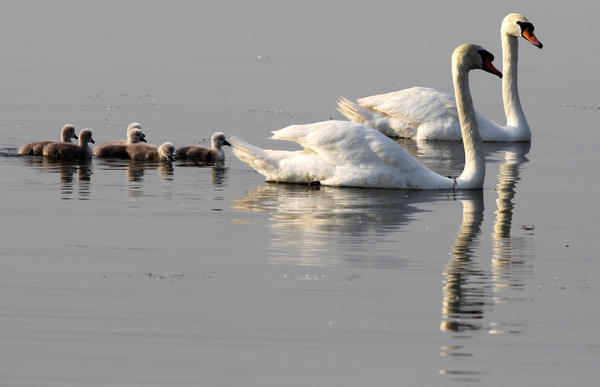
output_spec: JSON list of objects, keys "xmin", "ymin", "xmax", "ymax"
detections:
[{"xmin": 17, "ymin": 13, "xmax": 541, "ymax": 191}]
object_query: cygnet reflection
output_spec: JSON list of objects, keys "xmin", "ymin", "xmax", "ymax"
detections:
[{"xmin": 20, "ymin": 156, "xmax": 92, "ymax": 200}]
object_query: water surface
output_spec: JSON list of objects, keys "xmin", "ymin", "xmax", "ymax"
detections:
[{"xmin": 1, "ymin": 1, "xmax": 599, "ymax": 386}]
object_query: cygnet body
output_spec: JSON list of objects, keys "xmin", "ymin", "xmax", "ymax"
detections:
[
  {"xmin": 43, "ymin": 129, "xmax": 95, "ymax": 160},
  {"xmin": 93, "ymin": 128, "xmax": 146, "ymax": 158},
  {"xmin": 127, "ymin": 142, "xmax": 175, "ymax": 161},
  {"xmin": 95, "ymin": 122, "xmax": 146, "ymax": 148},
  {"xmin": 175, "ymin": 132, "xmax": 231, "ymax": 162},
  {"xmin": 18, "ymin": 124, "xmax": 78, "ymax": 155}
]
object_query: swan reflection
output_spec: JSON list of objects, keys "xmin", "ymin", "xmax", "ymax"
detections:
[
  {"xmin": 490, "ymin": 142, "xmax": 534, "ymax": 328},
  {"xmin": 233, "ymin": 183, "xmax": 462, "ymax": 268},
  {"xmin": 20, "ymin": 156, "xmax": 92, "ymax": 200},
  {"xmin": 440, "ymin": 190, "xmax": 488, "ymax": 333},
  {"xmin": 440, "ymin": 142, "xmax": 531, "ymax": 335},
  {"xmin": 440, "ymin": 142, "xmax": 533, "ymax": 380}
]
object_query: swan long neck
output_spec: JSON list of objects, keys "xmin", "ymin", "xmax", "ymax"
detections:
[
  {"xmin": 501, "ymin": 33, "xmax": 530, "ymax": 133},
  {"xmin": 453, "ymin": 60, "xmax": 485, "ymax": 188}
]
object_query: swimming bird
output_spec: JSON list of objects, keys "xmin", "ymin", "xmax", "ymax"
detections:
[
  {"xmin": 127, "ymin": 142, "xmax": 175, "ymax": 161},
  {"xmin": 337, "ymin": 13, "xmax": 542, "ymax": 141},
  {"xmin": 43, "ymin": 129, "xmax": 95, "ymax": 160},
  {"xmin": 175, "ymin": 132, "xmax": 231, "ymax": 163},
  {"xmin": 232, "ymin": 44, "xmax": 501, "ymax": 189},
  {"xmin": 18, "ymin": 124, "xmax": 78, "ymax": 155},
  {"xmin": 93, "ymin": 128, "xmax": 147, "ymax": 158}
]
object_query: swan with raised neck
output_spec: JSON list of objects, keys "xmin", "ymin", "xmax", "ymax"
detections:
[
  {"xmin": 232, "ymin": 44, "xmax": 501, "ymax": 189},
  {"xmin": 336, "ymin": 13, "xmax": 542, "ymax": 142}
]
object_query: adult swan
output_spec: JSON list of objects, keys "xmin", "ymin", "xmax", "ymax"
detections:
[
  {"xmin": 337, "ymin": 13, "xmax": 542, "ymax": 141},
  {"xmin": 232, "ymin": 44, "xmax": 501, "ymax": 189}
]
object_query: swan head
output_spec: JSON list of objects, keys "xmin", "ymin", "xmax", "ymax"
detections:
[
  {"xmin": 452, "ymin": 44, "xmax": 503, "ymax": 78},
  {"xmin": 158, "ymin": 142, "xmax": 175, "ymax": 162},
  {"xmin": 502, "ymin": 13, "xmax": 543, "ymax": 48},
  {"xmin": 212, "ymin": 132, "xmax": 231, "ymax": 149},
  {"xmin": 61, "ymin": 124, "xmax": 77, "ymax": 142},
  {"xmin": 79, "ymin": 129, "xmax": 95, "ymax": 145},
  {"xmin": 128, "ymin": 128, "xmax": 147, "ymax": 144}
]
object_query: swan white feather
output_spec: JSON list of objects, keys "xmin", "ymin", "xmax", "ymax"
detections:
[
  {"xmin": 233, "ymin": 44, "xmax": 501, "ymax": 189},
  {"xmin": 337, "ymin": 13, "xmax": 542, "ymax": 142}
]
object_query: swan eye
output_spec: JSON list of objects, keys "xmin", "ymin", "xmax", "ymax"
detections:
[
  {"xmin": 477, "ymin": 50, "xmax": 494, "ymax": 63},
  {"xmin": 516, "ymin": 21, "xmax": 534, "ymax": 34}
]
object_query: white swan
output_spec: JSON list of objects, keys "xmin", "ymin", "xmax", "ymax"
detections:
[
  {"xmin": 337, "ymin": 13, "xmax": 542, "ymax": 141},
  {"xmin": 232, "ymin": 44, "xmax": 501, "ymax": 189}
]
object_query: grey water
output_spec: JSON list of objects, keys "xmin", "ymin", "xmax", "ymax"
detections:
[{"xmin": 1, "ymin": 0, "xmax": 599, "ymax": 386}]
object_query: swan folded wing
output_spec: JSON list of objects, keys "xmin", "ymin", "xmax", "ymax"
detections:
[
  {"xmin": 358, "ymin": 87, "xmax": 458, "ymax": 125},
  {"xmin": 272, "ymin": 121, "xmax": 423, "ymax": 169}
]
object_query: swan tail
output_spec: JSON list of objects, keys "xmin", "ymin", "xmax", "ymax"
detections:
[
  {"xmin": 230, "ymin": 136, "xmax": 278, "ymax": 178},
  {"xmin": 337, "ymin": 96, "xmax": 369, "ymax": 125}
]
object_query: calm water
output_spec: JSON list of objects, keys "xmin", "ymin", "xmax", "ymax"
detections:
[{"xmin": 1, "ymin": 1, "xmax": 599, "ymax": 386}]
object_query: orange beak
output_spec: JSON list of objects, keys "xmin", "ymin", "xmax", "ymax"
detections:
[
  {"xmin": 482, "ymin": 56, "xmax": 503, "ymax": 78},
  {"xmin": 522, "ymin": 27, "xmax": 543, "ymax": 48}
]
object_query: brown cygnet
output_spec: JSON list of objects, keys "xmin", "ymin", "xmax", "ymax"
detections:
[
  {"xmin": 43, "ymin": 129, "xmax": 95, "ymax": 160},
  {"xmin": 127, "ymin": 142, "xmax": 175, "ymax": 162},
  {"xmin": 175, "ymin": 132, "xmax": 231, "ymax": 162},
  {"xmin": 18, "ymin": 124, "xmax": 78, "ymax": 155},
  {"xmin": 93, "ymin": 128, "xmax": 146, "ymax": 158}
]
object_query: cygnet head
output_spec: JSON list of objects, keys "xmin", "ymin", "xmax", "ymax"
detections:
[
  {"xmin": 128, "ymin": 128, "xmax": 147, "ymax": 144},
  {"xmin": 61, "ymin": 124, "xmax": 78, "ymax": 142},
  {"xmin": 452, "ymin": 44, "xmax": 503, "ymax": 78},
  {"xmin": 501, "ymin": 13, "xmax": 543, "ymax": 48},
  {"xmin": 158, "ymin": 142, "xmax": 175, "ymax": 162},
  {"xmin": 126, "ymin": 122, "xmax": 146, "ymax": 141},
  {"xmin": 211, "ymin": 132, "xmax": 231, "ymax": 149},
  {"xmin": 79, "ymin": 129, "xmax": 95, "ymax": 145},
  {"xmin": 127, "ymin": 122, "xmax": 142, "ymax": 130}
]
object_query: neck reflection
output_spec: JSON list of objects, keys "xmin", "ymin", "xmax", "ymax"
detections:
[
  {"xmin": 490, "ymin": 142, "xmax": 532, "ymax": 332},
  {"xmin": 440, "ymin": 190, "xmax": 487, "ymax": 333},
  {"xmin": 439, "ymin": 142, "xmax": 532, "ymax": 381}
]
